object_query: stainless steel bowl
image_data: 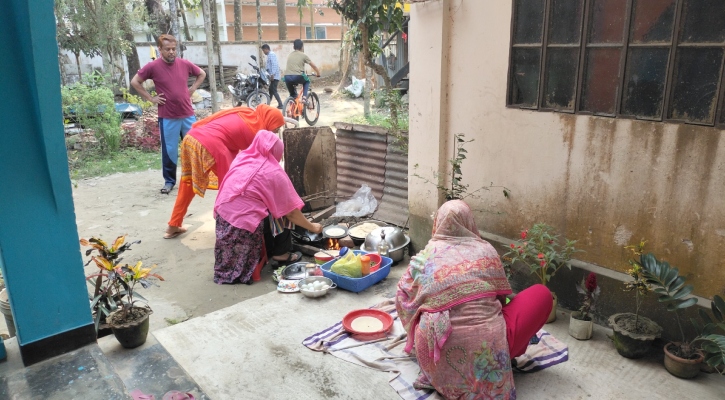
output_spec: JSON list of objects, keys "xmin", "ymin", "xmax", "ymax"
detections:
[
  {"xmin": 298, "ymin": 276, "xmax": 336, "ymax": 298},
  {"xmin": 323, "ymin": 224, "xmax": 348, "ymax": 239},
  {"xmin": 360, "ymin": 234, "xmax": 410, "ymax": 262},
  {"xmin": 363, "ymin": 227, "xmax": 408, "ymax": 250}
]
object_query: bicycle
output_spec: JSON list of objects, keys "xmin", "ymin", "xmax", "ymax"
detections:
[{"xmin": 282, "ymin": 75, "xmax": 321, "ymax": 127}]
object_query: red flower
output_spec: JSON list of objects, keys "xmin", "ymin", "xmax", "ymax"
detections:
[
  {"xmin": 521, "ymin": 230, "xmax": 528, "ymax": 240},
  {"xmin": 585, "ymin": 272, "xmax": 597, "ymax": 292},
  {"xmin": 537, "ymin": 253, "xmax": 544, "ymax": 259},
  {"xmin": 510, "ymin": 243, "xmax": 515, "ymax": 249},
  {"xmin": 539, "ymin": 260, "xmax": 546, "ymax": 267}
]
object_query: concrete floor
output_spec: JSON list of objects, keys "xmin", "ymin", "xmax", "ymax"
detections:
[
  {"xmin": 2, "ymin": 259, "xmax": 723, "ymax": 399},
  {"xmin": 153, "ymin": 263, "xmax": 725, "ymax": 400}
]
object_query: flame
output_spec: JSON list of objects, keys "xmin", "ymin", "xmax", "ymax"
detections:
[{"xmin": 325, "ymin": 238, "xmax": 341, "ymax": 250}]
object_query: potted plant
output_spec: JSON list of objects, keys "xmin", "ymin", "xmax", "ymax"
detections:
[
  {"xmin": 569, "ymin": 272, "xmax": 600, "ymax": 340},
  {"xmin": 608, "ymin": 240, "xmax": 663, "ymax": 359},
  {"xmin": 81, "ymin": 235, "xmax": 163, "ymax": 348},
  {"xmin": 81, "ymin": 235, "xmax": 140, "ymax": 337},
  {"xmin": 503, "ymin": 223, "xmax": 580, "ymax": 323},
  {"xmin": 107, "ymin": 260, "xmax": 163, "ymax": 348},
  {"xmin": 640, "ymin": 253, "xmax": 725, "ymax": 378}
]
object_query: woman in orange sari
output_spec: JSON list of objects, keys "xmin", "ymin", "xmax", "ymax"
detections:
[{"xmin": 164, "ymin": 105, "xmax": 284, "ymax": 239}]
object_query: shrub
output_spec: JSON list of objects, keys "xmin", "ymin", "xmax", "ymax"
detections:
[{"xmin": 61, "ymin": 81, "xmax": 122, "ymax": 154}]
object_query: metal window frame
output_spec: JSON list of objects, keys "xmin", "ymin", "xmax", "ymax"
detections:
[{"xmin": 505, "ymin": 0, "xmax": 725, "ymax": 128}]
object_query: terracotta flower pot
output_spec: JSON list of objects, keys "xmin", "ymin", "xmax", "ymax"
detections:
[
  {"xmin": 664, "ymin": 342, "xmax": 704, "ymax": 379},
  {"xmin": 609, "ymin": 313, "xmax": 662, "ymax": 359},
  {"xmin": 546, "ymin": 292, "xmax": 558, "ymax": 323},
  {"xmin": 569, "ymin": 312, "xmax": 593, "ymax": 340},
  {"xmin": 109, "ymin": 307, "xmax": 152, "ymax": 349}
]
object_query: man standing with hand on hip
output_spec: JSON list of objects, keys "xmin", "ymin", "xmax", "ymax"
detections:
[{"xmin": 131, "ymin": 34, "xmax": 206, "ymax": 194}]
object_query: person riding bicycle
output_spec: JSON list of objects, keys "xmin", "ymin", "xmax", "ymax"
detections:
[{"xmin": 284, "ymin": 39, "xmax": 321, "ymax": 107}]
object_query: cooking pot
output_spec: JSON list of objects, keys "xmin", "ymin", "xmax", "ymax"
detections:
[{"xmin": 363, "ymin": 227, "xmax": 408, "ymax": 250}]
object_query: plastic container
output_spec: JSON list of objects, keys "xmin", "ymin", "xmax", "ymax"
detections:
[
  {"xmin": 360, "ymin": 255, "xmax": 371, "ymax": 276},
  {"xmin": 321, "ymin": 250, "xmax": 392, "ymax": 293}
]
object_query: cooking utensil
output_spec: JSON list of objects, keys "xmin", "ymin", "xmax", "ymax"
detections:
[
  {"xmin": 342, "ymin": 309, "xmax": 394, "ymax": 340},
  {"xmin": 323, "ymin": 224, "xmax": 348, "ymax": 239},
  {"xmin": 348, "ymin": 220, "xmax": 388, "ymax": 245},
  {"xmin": 276, "ymin": 279, "xmax": 300, "ymax": 293},
  {"xmin": 363, "ymin": 227, "xmax": 408, "ymax": 252},
  {"xmin": 298, "ymin": 276, "xmax": 336, "ymax": 298},
  {"xmin": 280, "ymin": 262, "xmax": 309, "ymax": 280},
  {"xmin": 360, "ymin": 235, "xmax": 410, "ymax": 262}
]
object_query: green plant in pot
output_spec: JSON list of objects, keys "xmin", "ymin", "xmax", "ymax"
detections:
[
  {"xmin": 569, "ymin": 272, "xmax": 599, "ymax": 340},
  {"xmin": 107, "ymin": 260, "xmax": 163, "ymax": 349},
  {"xmin": 608, "ymin": 240, "xmax": 663, "ymax": 359},
  {"xmin": 503, "ymin": 223, "xmax": 580, "ymax": 323},
  {"xmin": 639, "ymin": 253, "xmax": 725, "ymax": 378},
  {"xmin": 81, "ymin": 235, "xmax": 141, "ymax": 337}
]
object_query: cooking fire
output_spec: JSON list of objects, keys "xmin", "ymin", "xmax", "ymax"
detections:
[{"xmin": 325, "ymin": 238, "xmax": 341, "ymax": 250}]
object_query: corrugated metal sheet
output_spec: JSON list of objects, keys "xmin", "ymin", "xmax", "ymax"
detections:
[
  {"xmin": 334, "ymin": 123, "xmax": 388, "ymax": 202},
  {"xmin": 334, "ymin": 123, "xmax": 409, "ymax": 227}
]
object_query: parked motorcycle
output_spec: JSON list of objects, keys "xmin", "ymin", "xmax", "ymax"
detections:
[{"xmin": 228, "ymin": 55, "xmax": 271, "ymax": 108}]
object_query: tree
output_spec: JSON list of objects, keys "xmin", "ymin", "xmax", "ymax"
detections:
[
  {"xmin": 234, "ymin": 0, "xmax": 242, "ymax": 41},
  {"xmin": 256, "ymin": 0, "xmax": 263, "ymax": 64},
  {"xmin": 178, "ymin": 0, "xmax": 193, "ymax": 41},
  {"xmin": 55, "ymin": 0, "xmax": 101, "ymax": 80},
  {"xmin": 145, "ymin": 0, "xmax": 171, "ymax": 42},
  {"xmin": 276, "ymin": 0, "xmax": 287, "ymax": 40},
  {"xmin": 327, "ymin": 0, "xmax": 405, "ymax": 128},
  {"xmin": 210, "ymin": 1, "xmax": 225, "ymax": 87},
  {"xmin": 201, "ymin": 0, "xmax": 218, "ymax": 112}
]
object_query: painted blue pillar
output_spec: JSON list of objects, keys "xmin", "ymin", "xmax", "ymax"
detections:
[{"xmin": 0, "ymin": 0, "xmax": 95, "ymax": 365}]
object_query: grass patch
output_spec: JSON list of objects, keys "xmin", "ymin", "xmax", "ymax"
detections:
[
  {"xmin": 69, "ymin": 147, "xmax": 159, "ymax": 180},
  {"xmin": 344, "ymin": 111, "xmax": 409, "ymax": 131}
]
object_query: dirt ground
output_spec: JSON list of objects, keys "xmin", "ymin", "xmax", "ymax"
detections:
[{"xmin": 72, "ymin": 90, "xmax": 366, "ymax": 332}]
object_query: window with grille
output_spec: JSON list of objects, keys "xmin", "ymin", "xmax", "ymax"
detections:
[
  {"xmin": 305, "ymin": 26, "xmax": 327, "ymax": 40},
  {"xmin": 507, "ymin": 0, "xmax": 725, "ymax": 126}
]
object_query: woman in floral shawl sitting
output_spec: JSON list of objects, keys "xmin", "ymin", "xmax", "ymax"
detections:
[{"xmin": 396, "ymin": 200, "xmax": 552, "ymax": 399}]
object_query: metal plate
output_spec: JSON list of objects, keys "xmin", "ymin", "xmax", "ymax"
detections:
[
  {"xmin": 348, "ymin": 220, "xmax": 388, "ymax": 239},
  {"xmin": 280, "ymin": 262, "xmax": 309, "ymax": 280}
]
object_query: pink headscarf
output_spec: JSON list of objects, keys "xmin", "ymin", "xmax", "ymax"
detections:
[
  {"xmin": 214, "ymin": 130, "xmax": 302, "ymax": 232},
  {"xmin": 395, "ymin": 200, "xmax": 512, "ymax": 361}
]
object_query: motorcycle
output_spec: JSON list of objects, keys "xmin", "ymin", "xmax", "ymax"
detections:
[{"xmin": 228, "ymin": 55, "xmax": 271, "ymax": 108}]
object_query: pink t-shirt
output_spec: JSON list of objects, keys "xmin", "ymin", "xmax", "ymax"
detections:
[{"xmin": 137, "ymin": 58, "xmax": 202, "ymax": 119}]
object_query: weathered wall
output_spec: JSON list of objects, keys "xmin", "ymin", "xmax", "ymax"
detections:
[{"xmin": 409, "ymin": 0, "xmax": 725, "ymax": 299}]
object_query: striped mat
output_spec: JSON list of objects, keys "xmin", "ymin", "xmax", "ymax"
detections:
[{"xmin": 302, "ymin": 300, "xmax": 569, "ymax": 400}]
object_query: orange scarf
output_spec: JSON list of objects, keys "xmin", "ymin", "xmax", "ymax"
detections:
[{"xmin": 192, "ymin": 104, "xmax": 284, "ymax": 133}]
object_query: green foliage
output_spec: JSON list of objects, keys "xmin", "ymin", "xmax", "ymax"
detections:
[
  {"xmin": 327, "ymin": 0, "xmax": 404, "ymax": 56},
  {"xmin": 120, "ymin": 87, "xmax": 153, "ymax": 109},
  {"xmin": 502, "ymin": 223, "xmax": 580, "ymax": 286},
  {"xmin": 61, "ymin": 77, "xmax": 123, "ymax": 154},
  {"xmin": 622, "ymin": 240, "xmax": 657, "ymax": 330},
  {"xmin": 68, "ymin": 147, "xmax": 159, "ymax": 179},
  {"xmin": 640, "ymin": 253, "xmax": 725, "ymax": 370}
]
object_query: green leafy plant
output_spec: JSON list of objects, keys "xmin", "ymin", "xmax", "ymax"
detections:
[
  {"xmin": 61, "ymin": 78, "xmax": 123, "ymax": 154},
  {"xmin": 622, "ymin": 240, "xmax": 656, "ymax": 331},
  {"xmin": 413, "ymin": 134, "xmax": 510, "ymax": 201},
  {"xmin": 502, "ymin": 223, "xmax": 580, "ymax": 286},
  {"xmin": 640, "ymin": 253, "xmax": 725, "ymax": 372},
  {"xmin": 81, "ymin": 235, "xmax": 163, "ymax": 332},
  {"xmin": 120, "ymin": 87, "xmax": 153, "ymax": 109}
]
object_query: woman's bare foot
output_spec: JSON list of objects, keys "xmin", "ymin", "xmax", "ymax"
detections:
[{"xmin": 164, "ymin": 226, "xmax": 187, "ymax": 239}]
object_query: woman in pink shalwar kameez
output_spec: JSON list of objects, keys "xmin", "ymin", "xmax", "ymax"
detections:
[{"xmin": 396, "ymin": 200, "xmax": 552, "ymax": 399}]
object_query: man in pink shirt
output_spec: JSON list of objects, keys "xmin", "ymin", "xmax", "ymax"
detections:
[{"xmin": 131, "ymin": 34, "xmax": 206, "ymax": 194}]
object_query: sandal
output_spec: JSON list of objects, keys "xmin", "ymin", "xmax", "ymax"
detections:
[
  {"xmin": 160, "ymin": 183, "xmax": 174, "ymax": 194},
  {"xmin": 272, "ymin": 251, "xmax": 302, "ymax": 266}
]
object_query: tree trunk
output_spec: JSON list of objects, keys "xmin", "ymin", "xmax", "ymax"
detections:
[
  {"xmin": 309, "ymin": 4, "xmax": 315, "ymax": 38},
  {"xmin": 74, "ymin": 52, "xmax": 83, "ymax": 81},
  {"xmin": 210, "ymin": 1, "xmax": 225, "ymax": 87},
  {"xmin": 234, "ymin": 0, "xmax": 242, "ymax": 41},
  {"xmin": 120, "ymin": 11, "xmax": 141, "ymax": 95},
  {"xmin": 202, "ymin": 0, "xmax": 219, "ymax": 112},
  {"xmin": 169, "ymin": 0, "xmax": 179, "ymax": 40},
  {"xmin": 178, "ymin": 0, "xmax": 193, "ymax": 41},
  {"xmin": 276, "ymin": 0, "xmax": 287, "ymax": 40},
  {"xmin": 256, "ymin": 0, "xmax": 264, "ymax": 64},
  {"xmin": 145, "ymin": 0, "xmax": 171, "ymax": 42}
]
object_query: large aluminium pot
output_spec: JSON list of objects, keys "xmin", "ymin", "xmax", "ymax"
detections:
[{"xmin": 360, "ymin": 227, "xmax": 410, "ymax": 262}]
